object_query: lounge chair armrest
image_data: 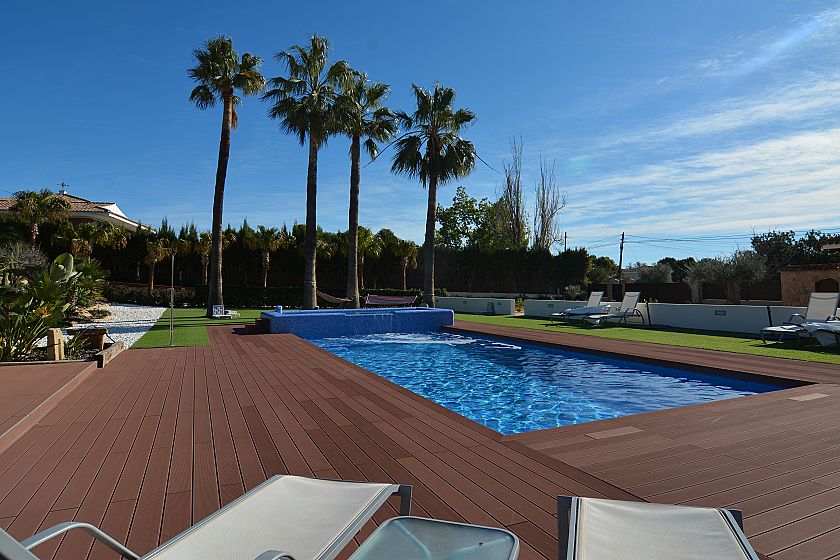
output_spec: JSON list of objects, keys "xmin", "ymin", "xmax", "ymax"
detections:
[
  {"xmin": 255, "ymin": 551, "xmax": 297, "ymax": 560},
  {"xmin": 20, "ymin": 522, "xmax": 139, "ymax": 560},
  {"xmin": 786, "ymin": 314, "xmax": 806, "ymax": 324}
]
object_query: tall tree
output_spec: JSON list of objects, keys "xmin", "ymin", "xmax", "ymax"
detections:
[
  {"xmin": 501, "ymin": 137, "xmax": 529, "ymax": 248},
  {"xmin": 245, "ymin": 225, "xmax": 290, "ymax": 288},
  {"xmin": 532, "ymin": 156, "xmax": 566, "ymax": 251},
  {"xmin": 188, "ymin": 36, "xmax": 265, "ymax": 317},
  {"xmin": 11, "ymin": 189, "xmax": 70, "ymax": 245},
  {"xmin": 263, "ymin": 35, "xmax": 352, "ymax": 309},
  {"xmin": 336, "ymin": 73, "xmax": 396, "ymax": 307},
  {"xmin": 391, "ymin": 84, "xmax": 477, "ymax": 307}
]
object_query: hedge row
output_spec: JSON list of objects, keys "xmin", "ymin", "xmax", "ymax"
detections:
[{"xmin": 104, "ymin": 283, "xmax": 448, "ymax": 308}]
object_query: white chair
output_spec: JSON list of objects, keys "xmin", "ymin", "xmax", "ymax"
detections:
[{"xmin": 0, "ymin": 476, "xmax": 411, "ymax": 560}]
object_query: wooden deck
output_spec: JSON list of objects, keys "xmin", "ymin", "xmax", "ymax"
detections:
[
  {"xmin": 0, "ymin": 327, "xmax": 632, "ymax": 560},
  {"xmin": 453, "ymin": 321, "xmax": 840, "ymax": 559},
  {"xmin": 0, "ymin": 362, "xmax": 96, "ymax": 453},
  {"xmin": 0, "ymin": 322, "xmax": 838, "ymax": 560}
]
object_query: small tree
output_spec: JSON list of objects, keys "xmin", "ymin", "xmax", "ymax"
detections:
[
  {"xmin": 396, "ymin": 240, "xmax": 419, "ymax": 290},
  {"xmin": 245, "ymin": 226, "xmax": 290, "ymax": 288},
  {"xmin": 682, "ymin": 258, "xmax": 715, "ymax": 302},
  {"xmin": 356, "ymin": 227, "xmax": 383, "ymax": 291},
  {"xmin": 706, "ymin": 250, "xmax": 766, "ymax": 304},
  {"xmin": 637, "ymin": 262, "xmax": 673, "ymax": 283},
  {"xmin": 145, "ymin": 238, "xmax": 173, "ymax": 293},
  {"xmin": 11, "ymin": 189, "xmax": 70, "ymax": 245}
]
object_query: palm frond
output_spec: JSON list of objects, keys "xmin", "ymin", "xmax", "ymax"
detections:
[{"xmin": 189, "ymin": 85, "xmax": 216, "ymax": 109}]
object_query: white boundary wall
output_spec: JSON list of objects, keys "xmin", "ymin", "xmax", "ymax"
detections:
[
  {"xmin": 524, "ymin": 300, "xmax": 594, "ymax": 316},
  {"xmin": 436, "ymin": 297, "xmax": 515, "ymax": 315},
  {"xmin": 524, "ymin": 300, "xmax": 840, "ymax": 334}
]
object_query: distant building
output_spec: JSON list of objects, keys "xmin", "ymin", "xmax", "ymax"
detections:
[
  {"xmin": 780, "ymin": 264, "xmax": 840, "ymax": 306},
  {"xmin": 0, "ymin": 188, "xmax": 144, "ymax": 232}
]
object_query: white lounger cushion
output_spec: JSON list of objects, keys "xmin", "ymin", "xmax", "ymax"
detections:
[
  {"xmin": 574, "ymin": 498, "xmax": 751, "ymax": 560},
  {"xmin": 144, "ymin": 476, "xmax": 397, "ymax": 560},
  {"xmin": 553, "ymin": 305, "xmax": 610, "ymax": 317}
]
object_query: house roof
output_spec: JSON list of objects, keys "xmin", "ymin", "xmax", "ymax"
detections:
[
  {"xmin": 0, "ymin": 192, "xmax": 143, "ymax": 231},
  {"xmin": 0, "ymin": 193, "xmax": 115, "ymax": 213}
]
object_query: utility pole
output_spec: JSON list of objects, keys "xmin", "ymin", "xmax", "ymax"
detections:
[
  {"xmin": 563, "ymin": 232, "xmax": 568, "ymax": 251},
  {"xmin": 617, "ymin": 232, "xmax": 625, "ymax": 299}
]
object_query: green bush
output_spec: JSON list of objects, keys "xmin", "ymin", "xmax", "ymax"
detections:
[{"xmin": 104, "ymin": 283, "xmax": 196, "ymax": 306}]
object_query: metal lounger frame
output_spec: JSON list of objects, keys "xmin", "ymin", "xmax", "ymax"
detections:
[
  {"xmin": 3, "ymin": 477, "xmax": 412, "ymax": 560},
  {"xmin": 556, "ymin": 496, "xmax": 757, "ymax": 560}
]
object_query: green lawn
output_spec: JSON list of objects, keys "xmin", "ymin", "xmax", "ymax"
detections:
[
  {"xmin": 453, "ymin": 313, "xmax": 840, "ymax": 365},
  {"xmin": 132, "ymin": 308, "xmax": 265, "ymax": 348}
]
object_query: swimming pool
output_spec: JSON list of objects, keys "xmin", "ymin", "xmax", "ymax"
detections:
[{"xmin": 309, "ymin": 332, "xmax": 781, "ymax": 435}]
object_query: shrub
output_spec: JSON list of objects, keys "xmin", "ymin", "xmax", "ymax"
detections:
[
  {"xmin": 564, "ymin": 285, "xmax": 584, "ymax": 300},
  {"xmin": 104, "ymin": 282, "xmax": 196, "ymax": 307}
]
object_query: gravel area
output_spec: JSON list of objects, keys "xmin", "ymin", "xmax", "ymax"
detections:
[{"xmin": 71, "ymin": 304, "xmax": 166, "ymax": 348}]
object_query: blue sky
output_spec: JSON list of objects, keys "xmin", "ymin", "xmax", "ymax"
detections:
[{"xmin": 2, "ymin": 1, "xmax": 840, "ymax": 263}]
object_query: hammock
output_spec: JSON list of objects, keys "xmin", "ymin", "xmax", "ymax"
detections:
[
  {"xmin": 364, "ymin": 294, "xmax": 419, "ymax": 307},
  {"xmin": 316, "ymin": 290, "xmax": 352, "ymax": 307}
]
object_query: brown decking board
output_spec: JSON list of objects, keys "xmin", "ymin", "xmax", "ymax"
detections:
[{"xmin": 0, "ymin": 322, "xmax": 838, "ymax": 560}]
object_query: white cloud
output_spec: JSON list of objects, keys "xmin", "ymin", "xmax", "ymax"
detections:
[{"xmin": 566, "ymin": 127, "xmax": 840, "ymax": 249}]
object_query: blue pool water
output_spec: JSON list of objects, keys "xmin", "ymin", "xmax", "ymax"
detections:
[{"xmin": 309, "ymin": 332, "xmax": 781, "ymax": 435}]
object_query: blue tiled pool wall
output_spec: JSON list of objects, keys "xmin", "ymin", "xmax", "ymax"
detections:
[
  {"xmin": 261, "ymin": 306, "xmax": 454, "ymax": 338},
  {"xmin": 308, "ymin": 331, "xmax": 782, "ymax": 434}
]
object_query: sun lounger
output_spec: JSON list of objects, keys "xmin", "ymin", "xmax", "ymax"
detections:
[
  {"xmin": 802, "ymin": 320, "xmax": 840, "ymax": 347},
  {"xmin": 761, "ymin": 292, "xmax": 839, "ymax": 342},
  {"xmin": 0, "ymin": 475, "xmax": 412, "ymax": 560},
  {"xmin": 364, "ymin": 294, "xmax": 418, "ymax": 307},
  {"xmin": 211, "ymin": 304, "xmax": 240, "ymax": 319},
  {"xmin": 584, "ymin": 292, "xmax": 644, "ymax": 326},
  {"xmin": 557, "ymin": 496, "xmax": 759, "ymax": 560},
  {"xmin": 549, "ymin": 292, "xmax": 606, "ymax": 324}
]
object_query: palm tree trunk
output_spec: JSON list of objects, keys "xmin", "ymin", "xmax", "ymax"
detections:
[
  {"xmin": 206, "ymin": 94, "xmax": 233, "ymax": 316},
  {"xmin": 359, "ymin": 257, "xmax": 365, "ymax": 291},
  {"xmin": 303, "ymin": 133, "xmax": 319, "ymax": 309},
  {"xmin": 422, "ymin": 176, "xmax": 438, "ymax": 307},
  {"xmin": 148, "ymin": 263, "xmax": 156, "ymax": 294},
  {"xmin": 201, "ymin": 254, "xmax": 209, "ymax": 284},
  {"xmin": 262, "ymin": 251, "xmax": 269, "ymax": 289},
  {"xmin": 402, "ymin": 259, "xmax": 408, "ymax": 291},
  {"xmin": 345, "ymin": 134, "xmax": 361, "ymax": 308}
]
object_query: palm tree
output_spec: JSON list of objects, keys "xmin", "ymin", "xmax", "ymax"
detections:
[
  {"xmin": 396, "ymin": 240, "xmax": 419, "ymax": 290},
  {"xmin": 356, "ymin": 227, "xmax": 383, "ymax": 291},
  {"xmin": 11, "ymin": 189, "xmax": 71, "ymax": 245},
  {"xmin": 195, "ymin": 229, "xmax": 236, "ymax": 285},
  {"xmin": 145, "ymin": 238, "xmax": 173, "ymax": 293},
  {"xmin": 245, "ymin": 225, "xmax": 290, "ymax": 288},
  {"xmin": 188, "ymin": 36, "xmax": 265, "ymax": 317},
  {"xmin": 336, "ymin": 73, "xmax": 396, "ymax": 307},
  {"xmin": 57, "ymin": 222, "xmax": 127, "ymax": 256},
  {"xmin": 262, "ymin": 35, "xmax": 353, "ymax": 309},
  {"xmin": 391, "ymin": 84, "xmax": 477, "ymax": 306}
]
